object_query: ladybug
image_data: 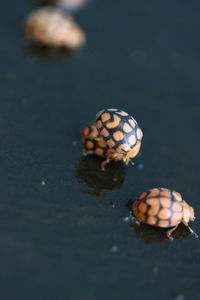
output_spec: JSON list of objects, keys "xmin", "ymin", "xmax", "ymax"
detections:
[
  {"xmin": 95, "ymin": 108, "xmax": 143, "ymax": 164},
  {"xmin": 132, "ymin": 188, "xmax": 198, "ymax": 239}
]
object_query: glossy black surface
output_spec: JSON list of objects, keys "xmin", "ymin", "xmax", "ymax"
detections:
[{"xmin": 0, "ymin": 1, "xmax": 200, "ymax": 299}]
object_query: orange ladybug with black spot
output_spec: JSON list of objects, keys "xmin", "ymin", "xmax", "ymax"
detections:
[
  {"xmin": 96, "ymin": 108, "xmax": 143, "ymax": 164},
  {"xmin": 132, "ymin": 188, "xmax": 198, "ymax": 239}
]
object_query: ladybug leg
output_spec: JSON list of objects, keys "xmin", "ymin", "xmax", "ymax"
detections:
[
  {"xmin": 182, "ymin": 221, "xmax": 198, "ymax": 238},
  {"xmin": 123, "ymin": 214, "xmax": 140, "ymax": 224},
  {"xmin": 132, "ymin": 216, "xmax": 141, "ymax": 225},
  {"xmin": 82, "ymin": 149, "xmax": 93, "ymax": 156},
  {"xmin": 122, "ymin": 157, "xmax": 128, "ymax": 165},
  {"xmin": 122, "ymin": 211, "xmax": 134, "ymax": 222},
  {"xmin": 100, "ymin": 158, "xmax": 111, "ymax": 171},
  {"xmin": 122, "ymin": 156, "xmax": 132, "ymax": 166},
  {"xmin": 82, "ymin": 149, "xmax": 88, "ymax": 156},
  {"xmin": 167, "ymin": 226, "xmax": 178, "ymax": 240},
  {"xmin": 130, "ymin": 211, "xmax": 141, "ymax": 225}
]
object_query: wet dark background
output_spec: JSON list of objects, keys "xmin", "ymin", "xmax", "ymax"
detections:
[{"xmin": 0, "ymin": 0, "xmax": 200, "ymax": 299}]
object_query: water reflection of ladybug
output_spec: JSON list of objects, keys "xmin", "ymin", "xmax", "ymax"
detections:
[
  {"xmin": 76, "ymin": 155, "xmax": 126, "ymax": 196},
  {"xmin": 131, "ymin": 222, "xmax": 190, "ymax": 243}
]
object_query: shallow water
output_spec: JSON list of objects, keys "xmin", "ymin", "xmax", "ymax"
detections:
[{"xmin": 0, "ymin": 0, "xmax": 200, "ymax": 299}]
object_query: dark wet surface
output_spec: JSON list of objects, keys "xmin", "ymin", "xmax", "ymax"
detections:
[{"xmin": 1, "ymin": 0, "xmax": 200, "ymax": 299}]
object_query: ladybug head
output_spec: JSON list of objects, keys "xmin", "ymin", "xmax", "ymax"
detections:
[
  {"xmin": 123, "ymin": 141, "xmax": 141, "ymax": 160},
  {"xmin": 183, "ymin": 201, "xmax": 195, "ymax": 223}
]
